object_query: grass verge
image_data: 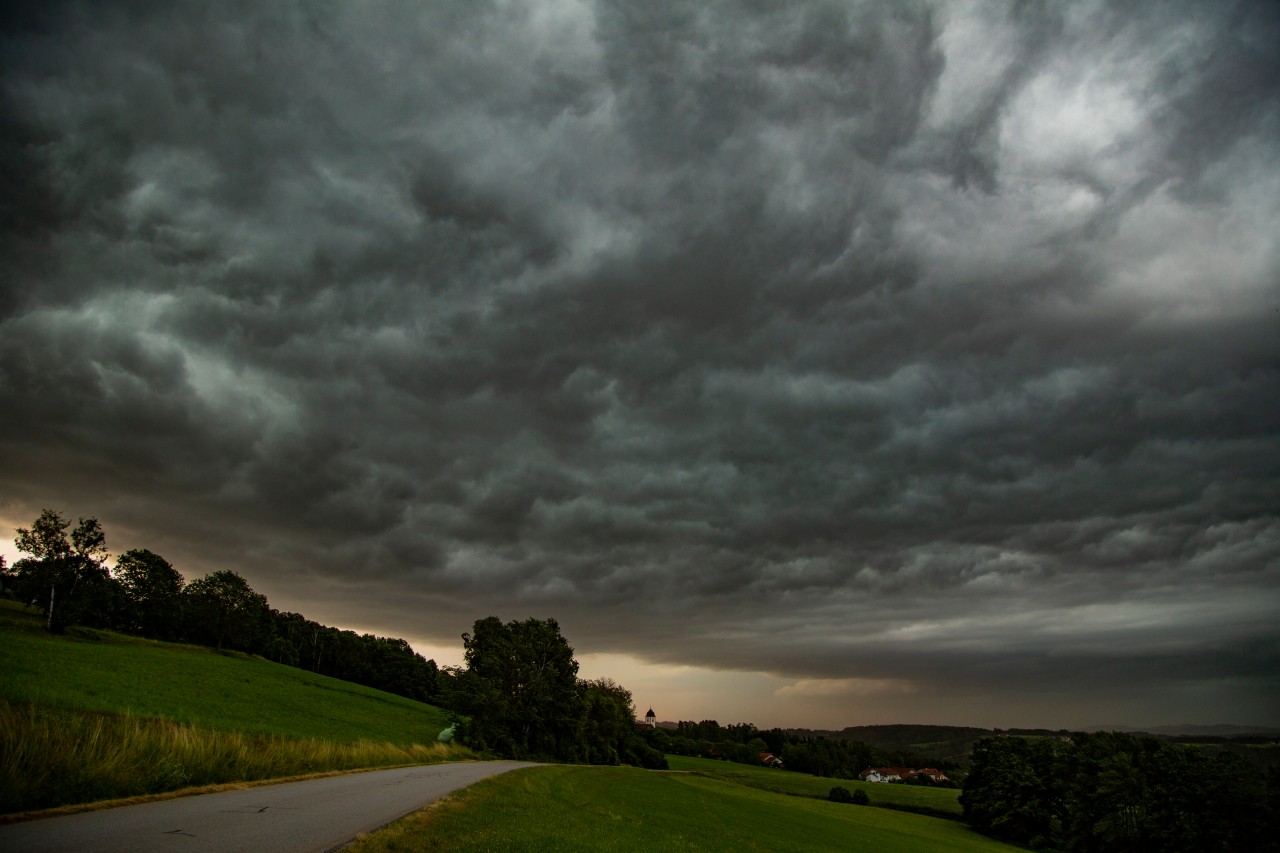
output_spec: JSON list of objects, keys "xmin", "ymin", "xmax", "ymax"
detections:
[
  {"xmin": 343, "ymin": 764, "xmax": 1019, "ymax": 852},
  {"xmin": 0, "ymin": 700, "xmax": 475, "ymax": 814}
]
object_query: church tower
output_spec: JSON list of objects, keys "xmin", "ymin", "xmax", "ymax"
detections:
[{"xmin": 644, "ymin": 708, "xmax": 656, "ymax": 728}]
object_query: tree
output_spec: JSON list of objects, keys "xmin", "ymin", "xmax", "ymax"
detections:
[
  {"xmin": 264, "ymin": 609, "xmax": 442, "ymax": 705},
  {"xmin": 114, "ymin": 549, "xmax": 184, "ymax": 640},
  {"xmin": 9, "ymin": 509, "xmax": 115, "ymax": 632},
  {"xmin": 963, "ymin": 732, "xmax": 1279, "ymax": 852},
  {"xmin": 961, "ymin": 737, "xmax": 1062, "ymax": 848},
  {"xmin": 182, "ymin": 570, "xmax": 269, "ymax": 651},
  {"xmin": 580, "ymin": 677, "xmax": 637, "ymax": 765},
  {"xmin": 453, "ymin": 616, "xmax": 583, "ymax": 760}
]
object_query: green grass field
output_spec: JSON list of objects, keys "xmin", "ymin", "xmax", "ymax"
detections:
[
  {"xmin": 0, "ymin": 600, "xmax": 469, "ymax": 813},
  {"xmin": 0, "ymin": 601, "xmax": 450, "ymax": 743},
  {"xmin": 665, "ymin": 755, "xmax": 963, "ymax": 818},
  {"xmin": 344, "ymin": 764, "xmax": 1017, "ymax": 853}
]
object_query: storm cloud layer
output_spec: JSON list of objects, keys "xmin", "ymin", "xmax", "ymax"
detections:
[{"xmin": 2, "ymin": 0, "xmax": 1277, "ymax": 727}]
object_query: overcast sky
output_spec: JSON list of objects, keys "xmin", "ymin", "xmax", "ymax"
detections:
[{"xmin": 2, "ymin": 0, "xmax": 1277, "ymax": 730}]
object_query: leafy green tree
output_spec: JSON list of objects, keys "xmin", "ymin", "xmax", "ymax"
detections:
[
  {"xmin": 265, "ymin": 634, "xmax": 301, "ymax": 667},
  {"xmin": 579, "ymin": 677, "xmax": 636, "ymax": 764},
  {"xmin": 1068, "ymin": 736, "xmax": 1150, "ymax": 851},
  {"xmin": 966, "ymin": 731, "xmax": 1278, "ymax": 852},
  {"xmin": 9, "ymin": 509, "xmax": 115, "ymax": 631},
  {"xmin": 642, "ymin": 725, "xmax": 673, "ymax": 754},
  {"xmin": 266, "ymin": 609, "xmax": 441, "ymax": 705},
  {"xmin": 114, "ymin": 549, "xmax": 184, "ymax": 639},
  {"xmin": 623, "ymin": 736, "xmax": 669, "ymax": 770},
  {"xmin": 182, "ymin": 570, "xmax": 269, "ymax": 651},
  {"xmin": 961, "ymin": 737, "xmax": 1062, "ymax": 848},
  {"xmin": 1199, "ymin": 752, "xmax": 1273, "ymax": 851},
  {"xmin": 453, "ymin": 616, "xmax": 584, "ymax": 760}
]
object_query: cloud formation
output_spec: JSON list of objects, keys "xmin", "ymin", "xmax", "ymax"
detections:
[{"xmin": 2, "ymin": 0, "xmax": 1277, "ymax": 728}]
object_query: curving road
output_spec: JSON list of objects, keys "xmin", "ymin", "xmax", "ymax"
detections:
[{"xmin": 0, "ymin": 761, "xmax": 537, "ymax": 853}]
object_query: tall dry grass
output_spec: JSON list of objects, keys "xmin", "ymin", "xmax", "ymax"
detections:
[{"xmin": 0, "ymin": 700, "xmax": 473, "ymax": 814}]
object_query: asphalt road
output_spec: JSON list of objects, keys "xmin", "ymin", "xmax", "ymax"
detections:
[{"xmin": 0, "ymin": 761, "xmax": 537, "ymax": 853}]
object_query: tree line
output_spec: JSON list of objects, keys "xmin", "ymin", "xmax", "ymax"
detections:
[
  {"xmin": 3, "ymin": 509, "xmax": 442, "ymax": 704},
  {"xmin": 961, "ymin": 732, "xmax": 1280, "ymax": 851}
]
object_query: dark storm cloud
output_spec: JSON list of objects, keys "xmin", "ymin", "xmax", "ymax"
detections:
[{"xmin": 2, "ymin": 0, "xmax": 1277, "ymax": 726}]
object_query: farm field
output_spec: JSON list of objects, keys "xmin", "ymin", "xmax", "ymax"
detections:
[
  {"xmin": 665, "ymin": 754, "xmax": 963, "ymax": 818},
  {"xmin": 345, "ymin": 764, "xmax": 1017, "ymax": 853}
]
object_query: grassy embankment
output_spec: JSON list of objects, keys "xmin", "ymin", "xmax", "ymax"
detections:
[
  {"xmin": 344, "ymin": 764, "xmax": 1020, "ymax": 853},
  {"xmin": 666, "ymin": 754, "xmax": 963, "ymax": 819},
  {"xmin": 0, "ymin": 600, "xmax": 470, "ymax": 815}
]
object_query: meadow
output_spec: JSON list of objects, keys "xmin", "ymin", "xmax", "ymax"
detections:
[
  {"xmin": 344, "ymin": 764, "xmax": 1019, "ymax": 853},
  {"xmin": 665, "ymin": 754, "xmax": 963, "ymax": 818},
  {"xmin": 0, "ymin": 601, "xmax": 469, "ymax": 814},
  {"xmin": 0, "ymin": 601, "xmax": 450, "ymax": 742}
]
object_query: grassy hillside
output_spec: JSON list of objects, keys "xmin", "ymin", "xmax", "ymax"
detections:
[
  {"xmin": 666, "ymin": 755, "xmax": 962, "ymax": 818},
  {"xmin": 0, "ymin": 600, "xmax": 469, "ymax": 814},
  {"xmin": 345, "ymin": 764, "xmax": 1018, "ymax": 853},
  {"xmin": 0, "ymin": 600, "xmax": 450, "ymax": 743}
]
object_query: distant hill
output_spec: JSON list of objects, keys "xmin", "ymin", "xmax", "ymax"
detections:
[
  {"xmin": 785, "ymin": 724, "xmax": 1000, "ymax": 766},
  {"xmin": 781, "ymin": 722, "xmax": 1280, "ymax": 768},
  {"xmin": 1098, "ymin": 724, "xmax": 1280, "ymax": 738}
]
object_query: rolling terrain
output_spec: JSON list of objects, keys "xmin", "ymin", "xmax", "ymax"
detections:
[
  {"xmin": 2, "ymin": 599, "xmax": 1015, "ymax": 850},
  {"xmin": 0, "ymin": 600, "xmax": 466, "ymax": 814},
  {"xmin": 0, "ymin": 600, "xmax": 450, "ymax": 743}
]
